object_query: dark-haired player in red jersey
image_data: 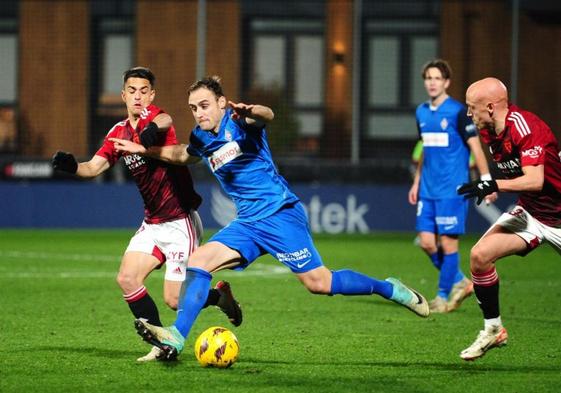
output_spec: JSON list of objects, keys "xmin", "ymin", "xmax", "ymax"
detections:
[
  {"xmin": 456, "ymin": 77, "xmax": 561, "ymax": 361},
  {"xmin": 51, "ymin": 67, "xmax": 241, "ymax": 362}
]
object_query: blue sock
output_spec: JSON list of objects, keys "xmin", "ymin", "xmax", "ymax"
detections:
[
  {"xmin": 429, "ymin": 251, "xmax": 443, "ymax": 270},
  {"xmin": 453, "ymin": 269, "xmax": 465, "ymax": 284},
  {"xmin": 330, "ymin": 269, "xmax": 393, "ymax": 299},
  {"xmin": 174, "ymin": 267, "xmax": 212, "ymax": 337},
  {"xmin": 438, "ymin": 252, "xmax": 459, "ymax": 298}
]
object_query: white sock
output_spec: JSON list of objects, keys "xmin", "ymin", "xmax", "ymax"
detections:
[{"xmin": 484, "ymin": 317, "xmax": 502, "ymax": 331}]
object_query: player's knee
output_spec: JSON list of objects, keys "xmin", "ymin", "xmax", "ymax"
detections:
[
  {"xmin": 469, "ymin": 245, "xmax": 492, "ymax": 273},
  {"xmin": 303, "ymin": 279, "xmax": 330, "ymax": 295},
  {"xmin": 418, "ymin": 238, "xmax": 436, "ymax": 254},
  {"xmin": 116, "ymin": 271, "xmax": 139, "ymax": 292}
]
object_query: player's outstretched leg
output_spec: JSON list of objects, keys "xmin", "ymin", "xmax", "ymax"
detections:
[
  {"xmin": 386, "ymin": 278, "xmax": 430, "ymax": 317},
  {"xmin": 135, "ymin": 319, "xmax": 184, "ymax": 361},
  {"xmin": 215, "ymin": 281, "xmax": 243, "ymax": 327},
  {"xmin": 460, "ymin": 325, "xmax": 508, "ymax": 361},
  {"xmin": 135, "ymin": 267, "xmax": 213, "ymax": 359},
  {"xmin": 328, "ymin": 269, "xmax": 429, "ymax": 317}
]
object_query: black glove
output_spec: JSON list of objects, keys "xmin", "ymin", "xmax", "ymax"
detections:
[
  {"xmin": 457, "ymin": 179, "xmax": 498, "ymax": 205},
  {"xmin": 52, "ymin": 151, "xmax": 78, "ymax": 174},
  {"xmin": 139, "ymin": 122, "xmax": 159, "ymax": 148}
]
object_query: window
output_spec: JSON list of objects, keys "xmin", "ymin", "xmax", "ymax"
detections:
[
  {"xmin": 410, "ymin": 37, "xmax": 438, "ymax": 104},
  {"xmin": 368, "ymin": 37, "xmax": 399, "ymax": 107},
  {"xmin": 364, "ymin": 19, "xmax": 438, "ymax": 140},
  {"xmin": 245, "ymin": 19, "xmax": 325, "ymax": 153},
  {"xmin": 89, "ymin": 0, "xmax": 134, "ymax": 154},
  {"xmin": 254, "ymin": 36, "xmax": 285, "ymax": 87},
  {"xmin": 0, "ymin": 18, "xmax": 17, "ymax": 105},
  {"xmin": 98, "ymin": 19, "xmax": 133, "ymax": 105},
  {"xmin": 294, "ymin": 35, "xmax": 323, "ymax": 137},
  {"xmin": 0, "ymin": 17, "xmax": 18, "ymax": 152},
  {"xmin": 0, "ymin": 33, "xmax": 17, "ymax": 104},
  {"xmin": 103, "ymin": 35, "xmax": 132, "ymax": 97}
]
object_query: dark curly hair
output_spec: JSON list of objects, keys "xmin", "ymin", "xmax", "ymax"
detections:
[{"xmin": 123, "ymin": 66, "xmax": 155, "ymax": 87}]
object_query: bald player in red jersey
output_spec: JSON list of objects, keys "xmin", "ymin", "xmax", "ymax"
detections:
[
  {"xmin": 52, "ymin": 67, "xmax": 241, "ymax": 362},
  {"xmin": 456, "ymin": 77, "xmax": 561, "ymax": 361}
]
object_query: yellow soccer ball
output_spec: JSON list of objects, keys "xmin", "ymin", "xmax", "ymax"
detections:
[{"xmin": 194, "ymin": 326, "xmax": 239, "ymax": 368}]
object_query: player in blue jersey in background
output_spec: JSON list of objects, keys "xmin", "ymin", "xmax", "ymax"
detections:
[
  {"xmin": 111, "ymin": 75, "xmax": 430, "ymax": 360},
  {"xmin": 408, "ymin": 60, "xmax": 497, "ymax": 313}
]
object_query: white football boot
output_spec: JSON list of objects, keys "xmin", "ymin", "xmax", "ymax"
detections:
[
  {"xmin": 136, "ymin": 346, "xmax": 163, "ymax": 362},
  {"xmin": 447, "ymin": 278, "xmax": 474, "ymax": 311},
  {"xmin": 460, "ymin": 325, "xmax": 508, "ymax": 361},
  {"xmin": 429, "ymin": 296, "xmax": 449, "ymax": 313}
]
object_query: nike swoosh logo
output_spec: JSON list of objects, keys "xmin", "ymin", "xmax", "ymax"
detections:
[
  {"xmin": 412, "ymin": 290, "xmax": 423, "ymax": 305},
  {"xmin": 296, "ymin": 260, "xmax": 311, "ymax": 269},
  {"xmin": 444, "ymin": 225, "xmax": 456, "ymax": 230}
]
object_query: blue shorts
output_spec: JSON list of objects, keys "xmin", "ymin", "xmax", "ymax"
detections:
[
  {"xmin": 415, "ymin": 197, "xmax": 468, "ymax": 235},
  {"xmin": 209, "ymin": 202, "xmax": 324, "ymax": 273}
]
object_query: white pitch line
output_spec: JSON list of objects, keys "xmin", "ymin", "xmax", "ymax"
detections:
[
  {"xmin": 0, "ymin": 271, "xmax": 117, "ymax": 279},
  {"xmin": 0, "ymin": 266, "xmax": 289, "ymax": 279},
  {"xmin": 0, "ymin": 250, "xmax": 290, "ymax": 278},
  {"xmin": 0, "ymin": 250, "xmax": 119, "ymax": 262}
]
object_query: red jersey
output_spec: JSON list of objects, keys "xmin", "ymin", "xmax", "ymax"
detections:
[
  {"xmin": 96, "ymin": 104, "xmax": 201, "ymax": 224},
  {"xmin": 480, "ymin": 105, "xmax": 561, "ymax": 227}
]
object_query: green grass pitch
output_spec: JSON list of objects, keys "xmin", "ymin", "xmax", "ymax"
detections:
[{"xmin": 1, "ymin": 229, "xmax": 560, "ymax": 392}]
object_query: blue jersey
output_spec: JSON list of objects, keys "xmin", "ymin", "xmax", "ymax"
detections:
[
  {"xmin": 187, "ymin": 109, "xmax": 299, "ymax": 222},
  {"xmin": 416, "ymin": 97, "xmax": 477, "ymax": 199}
]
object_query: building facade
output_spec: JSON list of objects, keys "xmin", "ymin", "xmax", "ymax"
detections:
[{"xmin": 1, "ymin": 0, "xmax": 560, "ymax": 182}]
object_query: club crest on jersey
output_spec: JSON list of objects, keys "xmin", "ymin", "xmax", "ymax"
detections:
[
  {"xmin": 208, "ymin": 141, "xmax": 242, "ymax": 172},
  {"xmin": 224, "ymin": 130, "xmax": 233, "ymax": 141},
  {"xmin": 440, "ymin": 118, "xmax": 448, "ymax": 130},
  {"xmin": 504, "ymin": 139, "xmax": 512, "ymax": 154},
  {"xmin": 140, "ymin": 107, "xmax": 151, "ymax": 119}
]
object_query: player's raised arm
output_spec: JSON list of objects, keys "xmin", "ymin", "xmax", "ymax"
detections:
[
  {"xmin": 229, "ymin": 101, "xmax": 274, "ymax": 127},
  {"xmin": 138, "ymin": 112, "xmax": 173, "ymax": 148},
  {"xmin": 109, "ymin": 138, "xmax": 200, "ymax": 165},
  {"xmin": 153, "ymin": 112, "xmax": 172, "ymax": 131}
]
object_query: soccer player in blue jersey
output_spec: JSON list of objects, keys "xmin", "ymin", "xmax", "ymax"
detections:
[
  {"xmin": 111, "ymin": 76, "xmax": 429, "ymax": 360},
  {"xmin": 408, "ymin": 60, "xmax": 497, "ymax": 313}
]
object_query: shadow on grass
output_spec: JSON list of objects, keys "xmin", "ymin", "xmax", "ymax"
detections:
[
  {"xmin": 32, "ymin": 345, "xmax": 561, "ymax": 375},
  {"xmin": 508, "ymin": 315, "xmax": 561, "ymax": 326},
  {"xmin": 237, "ymin": 357, "xmax": 561, "ymax": 373},
  {"xmin": 32, "ymin": 345, "xmax": 190, "ymax": 368},
  {"xmin": 32, "ymin": 345, "xmax": 146, "ymax": 360},
  {"xmin": 349, "ymin": 296, "xmax": 475, "ymax": 316}
]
